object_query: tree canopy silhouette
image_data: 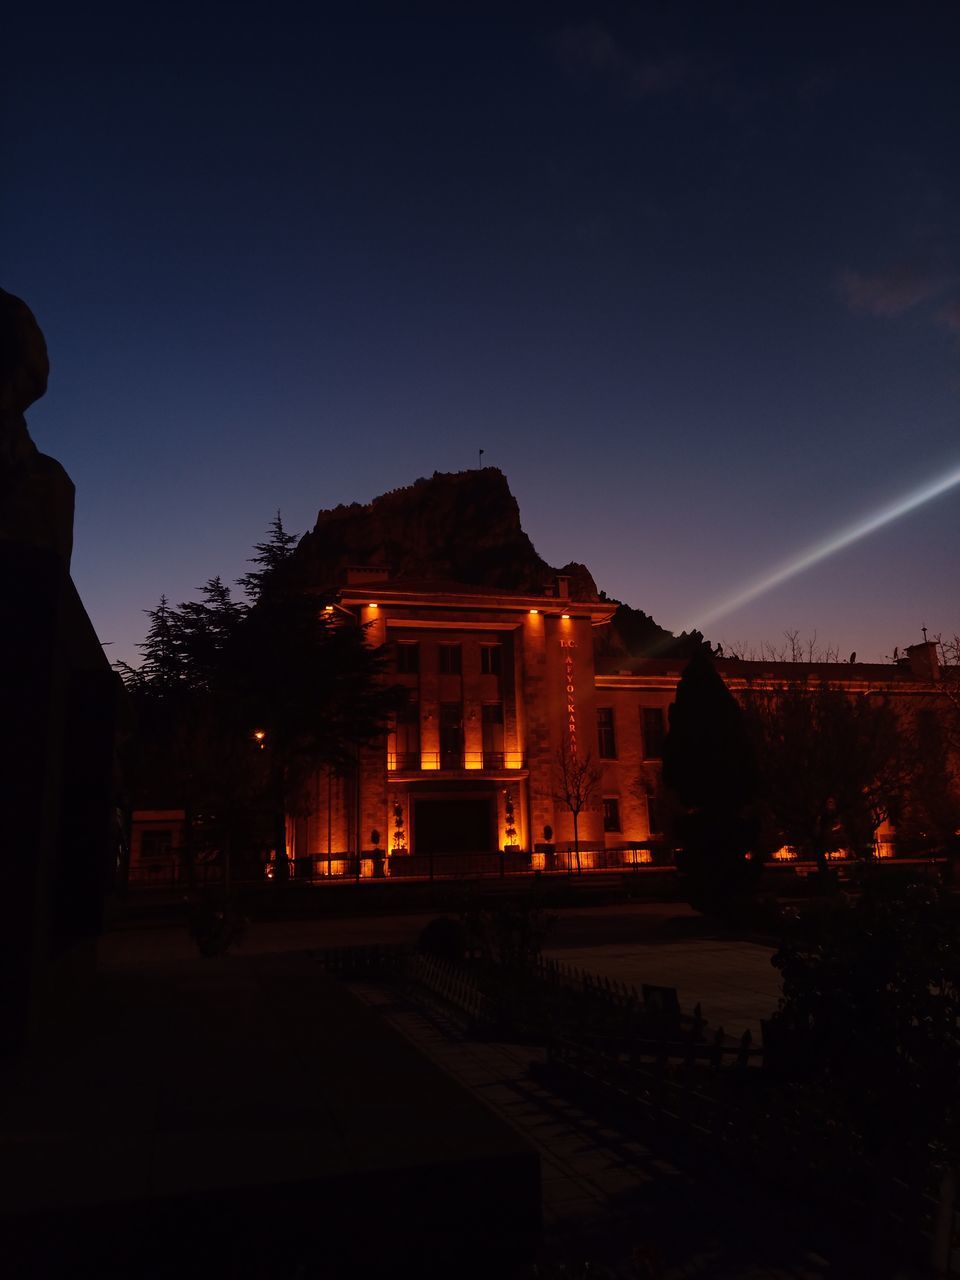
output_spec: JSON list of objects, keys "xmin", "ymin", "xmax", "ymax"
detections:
[
  {"xmin": 117, "ymin": 515, "xmax": 399, "ymax": 881},
  {"xmin": 740, "ymin": 680, "xmax": 908, "ymax": 869},
  {"xmin": 662, "ymin": 650, "xmax": 760, "ymax": 906}
]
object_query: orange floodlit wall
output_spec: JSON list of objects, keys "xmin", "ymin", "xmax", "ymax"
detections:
[{"xmin": 286, "ymin": 584, "xmax": 955, "ymax": 871}]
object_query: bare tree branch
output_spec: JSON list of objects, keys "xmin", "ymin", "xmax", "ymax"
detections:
[{"xmin": 551, "ymin": 742, "xmax": 602, "ymax": 873}]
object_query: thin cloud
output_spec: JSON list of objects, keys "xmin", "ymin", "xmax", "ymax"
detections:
[
  {"xmin": 554, "ymin": 23, "xmax": 688, "ymax": 98},
  {"xmin": 939, "ymin": 299, "xmax": 960, "ymax": 336},
  {"xmin": 837, "ymin": 264, "xmax": 949, "ymax": 318}
]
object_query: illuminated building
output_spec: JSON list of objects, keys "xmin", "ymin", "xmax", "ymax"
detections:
[
  {"xmin": 125, "ymin": 469, "xmax": 957, "ymax": 881},
  {"xmin": 289, "ymin": 564, "xmax": 952, "ymax": 873}
]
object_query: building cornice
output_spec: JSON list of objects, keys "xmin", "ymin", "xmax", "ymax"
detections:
[{"xmin": 338, "ymin": 584, "xmax": 615, "ymax": 623}]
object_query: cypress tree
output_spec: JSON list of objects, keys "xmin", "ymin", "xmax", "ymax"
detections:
[{"xmin": 662, "ymin": 650, "xmax": 760, "ymax": 907}]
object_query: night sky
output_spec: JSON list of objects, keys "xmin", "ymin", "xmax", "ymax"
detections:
[{"xmin": 5, "ymin": 2, "xmax": 959, "ymax": 665}]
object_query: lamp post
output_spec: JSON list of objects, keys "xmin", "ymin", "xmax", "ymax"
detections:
[
  {"xmin": 252, "ymin": 726, "xmax": 289, "ymax": 885},
  {"xmin": 323, "ymin": 601, "xmax": 364, "ymax": 881}
]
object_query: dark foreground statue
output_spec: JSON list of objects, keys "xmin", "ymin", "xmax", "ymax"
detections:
[{"xmin": 0, "ymin": 287, "xmax": 118, "ymax": 1056}]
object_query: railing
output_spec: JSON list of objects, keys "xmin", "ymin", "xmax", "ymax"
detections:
[
  {"xmin": 122, "ymin": 845, "xmax": 676, "ymax": 891},
  {"xmin": 127, "ymin": 860, "xmax": 224, "ymax": 886},
  {"xmin": 297, "ymin": 846, "xmax": 673, "ymax": 882},
  {"xmin": 404, "ymin": 953, "xmax": 496, "ymax": 1028},
  {"xmin": 387, "ymin": 751, "xmax": 527, "ymax": 771},
  {"xmin": 532, "ymin": 843, "xmax": 662, "ymax": 872},
  {"xmin": 307, "ymin": 943, "xmax": 410, "ymax": 978},
  {"xmin": 539, "ymin": 1034, "xmax": 950, "ymax": 1270}
]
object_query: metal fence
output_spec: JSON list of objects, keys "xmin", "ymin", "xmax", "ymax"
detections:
[
  {"xmin": 538, "ymin": 1033, "xmax": 952, "ymax": 1271},
  {"xmin": 126, "ymin": 860, "xmax": 224, "ymax": 887},
  {"xmin": 291, "ymin": 843, "xmax": 666, "ymax": 883}
]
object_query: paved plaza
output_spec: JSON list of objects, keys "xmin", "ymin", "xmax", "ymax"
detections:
[
  {"xmin": 100, "ymin": 902, "xmax": 783, "ymax": 1036},
  {"xmin": 544, "ymin": 939, "xmax": 781, "ymax": 1039},
  {"xmin": 352, "ymin": 982, "xmax": 832, "ymax": 1279},
  {"xmin": 90, "ymin": 903, "xmax": 880, "ymax": 1276}
]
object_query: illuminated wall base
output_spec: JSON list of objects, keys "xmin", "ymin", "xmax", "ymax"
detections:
[
  {"xmin": 555, "ymin": 849, "xmax": 598, "ymax": 871},
  {"xmin": 622, "ymin": 847, "xmax": 653, "ymax": 865},
  {"xmin": 308, "ymin": 857, "xmax": 377, "ymax": 879}
]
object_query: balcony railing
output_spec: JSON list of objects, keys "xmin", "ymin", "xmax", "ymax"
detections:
[{"xmin": 387, "ymin": 750, "xmax": 526, "ymax": 772}]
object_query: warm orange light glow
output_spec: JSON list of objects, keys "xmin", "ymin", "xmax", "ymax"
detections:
[
  {"xmin": 252, "ymin": 729, "xmax": 266, "ymax": 748},
  {"xmin": 324, "ymin": 605, "xmax": 334, "ymax": 613},
  {"xmin": 531, "ymin": 851, "xmax": 546, "ymax": 871},
  {"xmin": 772, "ymin": 846, "xmax": 797, "ymax": 861},
  {"xmin": 529, "ymin": 608, "xmax": 538, "ymax": 614},
  {"xmin": 623, "ymin": 847, "xmax": 653, "ymax": 865},
  {"xmin": 561, "ymin": 613, "xmax": 570, "ymax": 620},
  {"xmin": 556, "ymin": 849, "xmax": 597, "ymax": 871},
  {"xmin": 368, "ymin": 602, "xmax": 379, "ymax": 609}
]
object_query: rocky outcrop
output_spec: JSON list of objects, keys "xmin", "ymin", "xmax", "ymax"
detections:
[
  {"xmin": 292, "ymin": 468, "xmax": 704, "ymax": 658},
  {"xmin": 594, "ymin": 601, "xmax": 707, "ymax": 668},
  {"xmin": 294, "ymin": 468, "xmax": 600, "ymax": 600}
]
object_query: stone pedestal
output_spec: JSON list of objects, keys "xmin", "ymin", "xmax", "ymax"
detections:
[
  {"xmin": 0, "ymin": 543, "xmax": 118, "ymax": 1055},
  {"xmin": 0, "ymin": 287, "xmax": 118, "ymax": 1056}
]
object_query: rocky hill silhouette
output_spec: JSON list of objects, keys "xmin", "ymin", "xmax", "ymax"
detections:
[{"xmin": 292, "ymin": 468, "xmax": 703, "ymax": 659}]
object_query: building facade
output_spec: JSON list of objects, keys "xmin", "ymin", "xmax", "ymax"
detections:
[{"xmin": 290, "ymin": 568, "xmax": 953, "ymax": 875}]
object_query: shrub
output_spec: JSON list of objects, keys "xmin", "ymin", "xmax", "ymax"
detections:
[{"xmin": 417, "ymin": 916, "xmax": 467, "ymax": 964}]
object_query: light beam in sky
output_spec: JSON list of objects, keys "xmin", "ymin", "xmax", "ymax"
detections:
[{"xmin": 688, "ymin": 462, "xmax": 960, "ymax": 632}]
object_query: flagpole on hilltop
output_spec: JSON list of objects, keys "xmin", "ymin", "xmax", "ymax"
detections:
[{"xmin": 478, "ymin": 448, "xmax": 484, "ymax": 469}]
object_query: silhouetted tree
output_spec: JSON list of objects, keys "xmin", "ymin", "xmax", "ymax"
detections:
[
  {"xmin": 237, "ymin": 510, "xmax": 299, "ymax": 602},
  {"xmin": 117, "ymin": 515, "xmax": 399, "ymax": 884},
  {"xmin": 768, "ymin": 878, "xmax": 960, "ymax": 1170},
  {"xmin": 889, "ymin": 699, "xmax": 960, "ymax": 858},
  {"xmin": 662, "ymin": 650, "xmax": 760, "ymax": 908},
  {"xmin": 115, "ymin": 594, "xmax": 183, "ymax": 694},
  {"xmin": 115, "ymin": 582, "xmax": 255, "ymax": 880},
  {"xmin": 217, "ymin": 587, "xmax": 398, "ymax": 879},
  {"xmin": 552, "ymin": 742, "xmax": 602, "ymax": 873},
  {"xmin": 741, "ymin": 680, "xmax": 908, "ymax": 872},
  {"xmin": 934, "ymin": 633, "xmax": 960, "ymax": 757},
  {"xmin": 175, "ymin": 576, "xmax": 246, "ymax": 692}
]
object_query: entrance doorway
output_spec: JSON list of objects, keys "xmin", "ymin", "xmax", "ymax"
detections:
[{"xmin": 413, "ymin": 796, "xmax": 495, "ymax": 854}]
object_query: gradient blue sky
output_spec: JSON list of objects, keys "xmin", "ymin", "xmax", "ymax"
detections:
[{"xmin": 5, "ymin": 2, "xmax": 959, "ymax": 665}]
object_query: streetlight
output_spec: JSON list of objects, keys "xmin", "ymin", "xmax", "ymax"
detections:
[{"xmin": 321, "ymin": 602, "xmax": 364, "ymax": 878}]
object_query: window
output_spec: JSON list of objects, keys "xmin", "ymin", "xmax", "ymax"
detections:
[
  {"xmin": 603, "ymin": 799, "xmax": 621, "ymax": 832},
  {"xmin": 481, "ymin": 703, "xmax": 504, "ymax": 767},
  {"xmin": 392, "ymin": 700, "xmax": 420, "ymax": 769},
  {"xmin": 439, "ymin": 643, "xmax": 462, "ymax": 675},
  {"xmin": 646, "ymin": 793, "xmax": 662, "ymax": 835},
  {"xmin": 396, "ymin": 642, "xmax": 419, "ymax": 674},
  {"xmin": 439, "ymin": 702, "xmax": 463, "ymax": 767},
  {"xmin": 917, "ymin": 707, "xmax": 937, "ymax": 741},
  {"xmin": 480, "ymin": 644, "xmax": 502, "ymax": 676},
  {"xmin": 141, "ymin": 829, "xmax": 173, "ymax": 858},
  {"xmin": 641, "ymin": 707, "xmax": 666, "ymax": 760},
  {"xmin": 597, "ymin": 707, "xmax": 617, "ymax": 758}
]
